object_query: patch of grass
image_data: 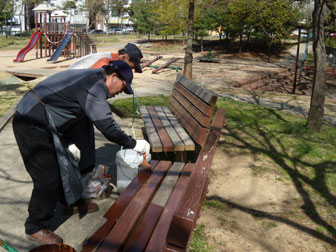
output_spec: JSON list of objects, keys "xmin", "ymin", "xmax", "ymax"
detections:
[
  {"xmin": 203, "ymin": 200, "xmax": 225, "ymax": 211},
  {"xmin": 217, "ymin": 216, "xmax": 227, "ymax": 226},
  {"xmin": 261, "ymin": 221, "xmax": 278, "ymax": 230},
  {"xmin": 0, "ymin": 36, "xmax": 31, "ymax": 50},
  {"xmin": 214, "ymin": 97, "xmax": 336, "ymax": 238},
  {"xmin": 110, "ymin": 95, "xmax": 169, "ymax": 118},
  {"xmin": 189, "ymin": 224, "xmax": 214, "ymax": 252}
]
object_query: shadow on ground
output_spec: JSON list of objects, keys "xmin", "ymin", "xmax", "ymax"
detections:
[{"xmin": 215, "ymin": 103, "xmax": 336, "ymax": 247}]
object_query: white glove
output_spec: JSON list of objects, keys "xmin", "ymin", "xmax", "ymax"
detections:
[
  {"xmin": 133, "ymin": 140, "xmax": 150, "ymax": 155},
  {"xmin": 68, "ymin": 144, "xmax": 81, "ymax": 162}
]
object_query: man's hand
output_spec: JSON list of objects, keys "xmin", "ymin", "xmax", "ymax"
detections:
[
  {"xmin": 68, "ymin": 144, "xmax": 81, "ymax": 162},
  {"xmin": 133, "ymin": 140, "xmax": 150, "ymax": 155}
]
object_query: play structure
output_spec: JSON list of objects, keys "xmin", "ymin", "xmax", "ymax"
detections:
[{"xmin": 13, "ymin": 4, "xmax": 96, "ymax": 63}]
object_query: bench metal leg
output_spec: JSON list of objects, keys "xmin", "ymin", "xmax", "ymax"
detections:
[{"xmin": 175, "ymin": 151, "xmax": 187, "ymax": 162}]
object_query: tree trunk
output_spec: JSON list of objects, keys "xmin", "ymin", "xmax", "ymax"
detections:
[
  {"xmin": 183, "ymin": 0, "xmax": 194, "ymax": 80},
  {"xmin": 239, "ymin": 32, "xmax": 242, "ymax": 53},
  {"xmin": 307, "ymin": 0, "xmax": 327, "ymax": 131}
]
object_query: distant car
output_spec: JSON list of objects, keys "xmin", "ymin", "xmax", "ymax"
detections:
[
  {"xmin": 109, "ymin": 28, "xmax": 123, "ymax": 34},
  {"xmin": 89, "ymin": 29, "xmax": 105, "ymax": 34},
  {"xmin": 124, "ymin": 27, "xmax": 134, "ymax": 33}
]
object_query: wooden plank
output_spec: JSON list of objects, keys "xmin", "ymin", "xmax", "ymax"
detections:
[
  {"xmin": 142, "ymin": 56, "xmax": 163, "ymax": 68},
  {"xmin": 145, "ymin": 163, "xmax": 194, "ymax": 252},
  {"xmin": 123, "ymin": 204, "xmax": 164, "ymax": 252},
  {"xmin": 170, "ymin": 88, "xmax": 211, "ymax": 127},
  {"xmin": 151, "ymin": 162, "xmax": 185, "ymax": 206},
  {"xmin": 163, "ymin": 244, "xmax": 185, "ymax": 252},
  {"xmin": 161, "ymin": 106, "xmax": 195, "ymax": 151},
  {"xmin": 96, "ymin": 161, "xmax": 172, "ymax": 252},
  {"xmin": 176, "ymin": 74, "xmax": 217, "ymax": 106},
  {"xmin": 167, "ymin": 109, "xmax": 226, "ymax": 249},
  {"xmin": 168, "ymin": 97, "xmax": 208, "ymax": 147},
  {"xmin": 173, "ymin": 82, "xmax": 214, "ymax": 117},
  {"xmin": 154, "ymin": 106, "xmax": 185, "ymax": 151},
  {"xmin": 80, "ymin": 160, "xmax": 159, "ymax": 252},
  {"xmin": 152, "ymin": 58, "xmax": 180, "ymax": 74},
  {"xmin": 147, "ymin": 106, "xmax": 174, "ymax": 152},
  {"xmin": 140, "ymin": 106, "xmax": 162, "ymax": 152}
]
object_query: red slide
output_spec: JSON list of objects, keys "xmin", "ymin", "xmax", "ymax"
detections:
[{"xmin": 13, "ymin": 31, "xmax": 42, "ymax": 63}]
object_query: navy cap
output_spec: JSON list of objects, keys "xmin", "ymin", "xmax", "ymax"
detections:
[
  {"xmin": 108, "ymin": 60, "xmax": 134, "ymax": 94},
  {"xmin": 124, "ymin": 43, "xmax": 143, "ymax": 73}
]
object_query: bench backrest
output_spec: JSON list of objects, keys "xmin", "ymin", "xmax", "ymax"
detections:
[{"xmin": 168, "ymin": 74, "xmax": 218, "ymax": 147}]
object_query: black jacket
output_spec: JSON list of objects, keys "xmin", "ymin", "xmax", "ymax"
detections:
[{"xmin": 17, "ymin": 68, "xmax": 136, "ymax": 149}]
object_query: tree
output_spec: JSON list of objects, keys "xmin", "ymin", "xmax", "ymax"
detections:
[
  {"xmin": 183, "ymin": 0, "xmax": 194, "ymax": 80},
  {"xmin": 84, "ymin": 0, "xmax": 106, "ymax": 30},
  {"xmin": 62, "ymin": 0, "xmax": 77, "ymax": 24},
  {"xmin": 152, "ymin": 0, "xmax": 188, "ymax": 41},
  {"xmin": 306, "ymin": 0, "xmax": 335, "ymax": 131},
  {"xmin": 130, "ymin": 0, "xmax": 156, "ymax": 40}
]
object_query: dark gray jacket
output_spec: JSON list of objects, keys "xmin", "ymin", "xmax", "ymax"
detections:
[{"xmin": 17, "ymin": 68, "xmax": 136, "ymax": 148}]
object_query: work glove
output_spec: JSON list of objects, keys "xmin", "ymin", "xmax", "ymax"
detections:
[
  {"xmin": 133, "ymin": 140, "xmax": 151, "ymax": 155},
  {"xmin": 68, "ymin": 144, "xmax": 81, "ymax": 162}
]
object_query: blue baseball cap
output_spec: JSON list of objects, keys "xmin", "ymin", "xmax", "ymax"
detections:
[
  {"xmin": 124, "ymin": 43, "xmax": 143, "ymax": 73},
  {"xmin": 108, "ymin": 60, "xmax": 134, "ymax": 94}
]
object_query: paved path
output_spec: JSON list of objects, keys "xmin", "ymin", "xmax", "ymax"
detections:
[{"xmin": 0, "ymin": 114, "xmax": 144, "ymax": 252}]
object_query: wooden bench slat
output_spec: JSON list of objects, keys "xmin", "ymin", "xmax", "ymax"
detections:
[
  {"xmin": 96, "ymin": 161, "xmax": 172, "ymax": 252},
  {"xmin": 151, "ymin": 162, "xmax": 186, "ymax": 206},
  {"xmin": 123, "ymin": 204, "xmax": 163, "ymax": 252},
  {"xmin": 147, "ymin": 106, "xmax": 174, "ymax": 152},
  {"xmin": 170, "ymin": 88, "xmax": 211, "ymax": 127},
  {"xmin": 140, "ymin": 106, "xmax": 162, "ymax": 152},
  {"xmin": 169, "ymin": 98, "xmax": 208, "ymax": 146},
  {"xmin": 80, "ymin": 160, "xmax": 159, "ymax": 252},
  {"xmin": 154, "ymin": 106, "xmax": 185, "ymax": 151},
  {"xmin": 176, "ymin": 74, "xmax": 218, "ymax": 106},
  {"xmin": 167, "ymin": 109, "xmax": 225, "ymax": 249},
  {"xmin": 161, "ymin": 106, "xmax": 195, "ymax": 151},
  {"xmin": 123, "ymin": 163, "xmax": 185, "ymax": 252},
  {"xmin": 145, "ymin": 163, "xmax": 194, "ymax": 252},
  {"xmin": 173, "ymin": 81, "xmax": 214, "ymax": 117}
]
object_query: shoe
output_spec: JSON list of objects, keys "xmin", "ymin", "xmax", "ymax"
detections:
[
  {"xmin": 63, "ymin": 200, "xmax": 99, "ymax": 215},
  {"xmin": 27, "ymin": 229, "xmax": 63, "ymax": 244}
]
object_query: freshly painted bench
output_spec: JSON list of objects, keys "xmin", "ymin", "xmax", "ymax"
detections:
[{"xmin": 80, "ymin": 74, "xmax": 225, "ymax": 251}]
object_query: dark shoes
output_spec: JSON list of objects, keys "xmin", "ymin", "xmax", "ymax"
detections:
[
  {"xmin": 27, "ymin": 229, "xmax": 63, "ymax": 244},
  {"xmin": 63, "ymin": 199, "xmax": 99, "ymax": 215}
]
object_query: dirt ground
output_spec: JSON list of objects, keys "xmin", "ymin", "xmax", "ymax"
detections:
[{"xmin": 1, "ymin": 40, "xmax": 335, "ymax": 252}]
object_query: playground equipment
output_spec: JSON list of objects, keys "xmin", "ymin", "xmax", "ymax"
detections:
[
  {"xmin": 152, "ymin": 57, "xmax": 180, "ymax": 74},
  {"xmin": 198, "ymin": 48, "xmax": 220, "ymax": 63},
  {"xmin": 13, "ymin": 4, "xmax": 95, "ymax": 63},
  {"xmin": 13, "ymin": 31, "xmax": 42, "ymax": 63}
]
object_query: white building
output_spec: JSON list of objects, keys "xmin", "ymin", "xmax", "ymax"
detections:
[{"xmin": 9, "ymin": 0, "xmax": 134, "ymax": 34}]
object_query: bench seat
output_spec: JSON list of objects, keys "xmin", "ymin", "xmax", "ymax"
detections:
[{"xmin": 81, "ymin": 75, "xmax": 226, "ymax": 251}]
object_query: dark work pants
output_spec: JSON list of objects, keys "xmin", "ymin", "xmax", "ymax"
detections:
[
  {"xmin": 12, "ymin": 112, "xmax": 66, "ymax": 234},
  {"xmin": 12, "ymin": 113, "xmax": 96, "ymax": 234},
  {"xmin": 62, "ymin": 116, "xmax": 96, "ymax": 175}
]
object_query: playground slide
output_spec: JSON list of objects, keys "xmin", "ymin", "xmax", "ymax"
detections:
[
  {"xmin": 13, "ymin": 31, "xmax": 43, "ymax": 63},
  {"xmin": 47, "ymin": 33, "xmax": 74, "ymax": 62}
]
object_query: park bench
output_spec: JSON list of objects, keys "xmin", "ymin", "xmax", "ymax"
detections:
[{"xmin": 80, "ymin": 74, "xmax": 225, "ymax": 252}]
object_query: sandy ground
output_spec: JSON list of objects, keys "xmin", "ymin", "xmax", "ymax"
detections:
[{"xmin": 0, "ymin": 41, "xmax": 335, "ymax": 252}]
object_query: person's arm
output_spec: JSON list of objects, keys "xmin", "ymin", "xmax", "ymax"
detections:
[
  {"xmin": 77, "ymin": 79, "xmax": 136, "ymax": 148},
  {"xmin": 90, "ymin": 57, "xmax": 111, "ymax": 69}
]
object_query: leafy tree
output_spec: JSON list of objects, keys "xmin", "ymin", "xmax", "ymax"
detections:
[
  {"xmin": 130, "ymin": 0, "xmax": 156, "ymax": 40},
  {"xmin": 0, "ymin": 0, "xmax": 14, "ymax": 25},
  {"xmin": 84, "ymin": 0, "xmax": 106, "ymax": 30},
  {"xmin": 152, "ymin": 0, "xmax": 188, "ymax": 40}
]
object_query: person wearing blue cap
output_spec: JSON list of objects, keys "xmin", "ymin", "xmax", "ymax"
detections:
[{"xmin": 12, "ymin": 60, "xmax": 150, "ymax": 245}]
